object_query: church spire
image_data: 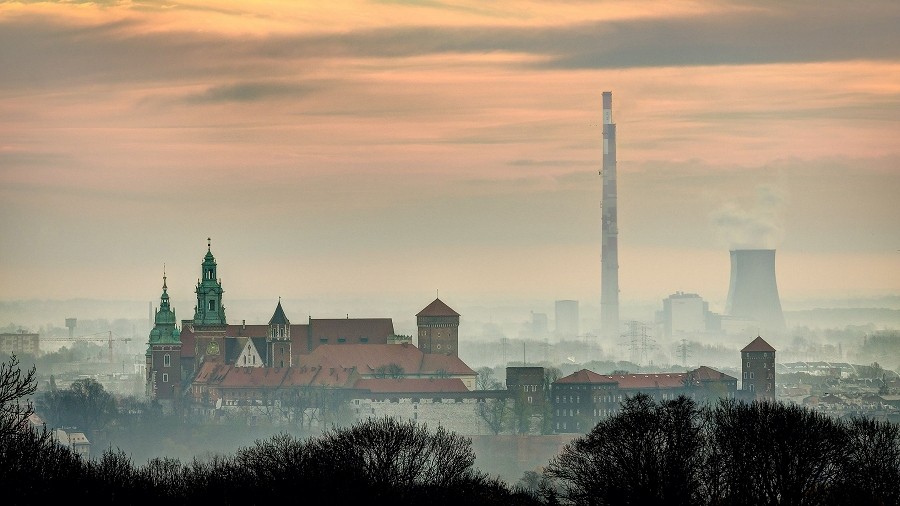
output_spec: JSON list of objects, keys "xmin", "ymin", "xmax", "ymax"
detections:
[{"xmin": 194, "ymin": 238, "xmax": 226, "ymax": 326}]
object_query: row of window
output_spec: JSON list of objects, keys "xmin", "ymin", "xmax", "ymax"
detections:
[
  {"xmin": 556, "ymin": 394, "xmax": 625, "ymax": 404},
  {"xmin": 319, "ymin": 337, "xmax": 367, "ymax": 343}
]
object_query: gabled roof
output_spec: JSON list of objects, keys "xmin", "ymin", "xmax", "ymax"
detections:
[
  {"xmin": 555, "ymin": 369, "xmax": 619, "ymax": 385},
  {"xmin": 354, "ymin": 378, "xmax": 468, "ymax": 394},
  {"xmin": 416, "ymin": 298, "xmax": 460, "ymax": 317},
  {"xmin": 688, "ymin": 366, "xmax": 737, "ymax": 382},
  {"xmin": 742, "ymin": 336, "xmax": 776, "ymax": 353},
  {"xmin": 557, "ymin": 366, "xmax": 735, "ymax": 390},
  {"xmin": 269, "ymin": 300, "xmax": 290, "ymax": 325}
]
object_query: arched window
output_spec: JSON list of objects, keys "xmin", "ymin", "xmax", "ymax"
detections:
[{"xmin": 164, "ymin": 354, "xmax": 171, "ymax": 367}]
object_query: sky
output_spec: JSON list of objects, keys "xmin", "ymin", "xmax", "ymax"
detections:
[{"xmin": 1, "ymin": 0, "xmax": 899, "ymax": 324}]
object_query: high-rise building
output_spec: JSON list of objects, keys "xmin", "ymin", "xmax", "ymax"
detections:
[
  {"xmin": 600, "ymin": 91, "xmax": 620, "ymax": 340},
  {"xmin": 656, "ymin": 292, "xmax": 711, "ymax": 338},
  {"xmin": 555, "ymin": 300, "xmax": 579, "ymax": 339}
]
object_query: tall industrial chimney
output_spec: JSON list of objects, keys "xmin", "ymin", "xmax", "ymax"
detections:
[
  {"xmin": 725, "ymin": 249, "xmax": 786, "ymax": 333},
  {"xmin": 600, "ymin": 91, "xmax": 619, "ymax": 339}
]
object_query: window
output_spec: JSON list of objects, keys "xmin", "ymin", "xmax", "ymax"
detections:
[
  {"xmin": 209, "ymin": 300, "xmax": 216, "ymax": 311},
  {"xmin": 750, "ymin": 372, "xmax": 755, "ymax": 379},
  {"xmin": 164, "ymin": 354, "xmax": 171, "ymax": 367},
  {"xmin": 743, "ymin": 372, "xmax": 748, "ymax": 379},
  {"xmin": 162, "ymin": 373, "xmax": 169, "ymax": 383}
]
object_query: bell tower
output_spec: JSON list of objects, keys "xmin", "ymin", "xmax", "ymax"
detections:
[
  {"xmin": 193, "ymin": 238, "xmax": 227, "ymax": 326},
  {"xmin": 146, "ymin": 270, "xmax": 181, "ymax": 413}
]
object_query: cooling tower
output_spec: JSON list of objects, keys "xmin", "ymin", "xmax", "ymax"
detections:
[{"xmin": 725, "ymin": 249, "xmax": 786, "ymax": 332}]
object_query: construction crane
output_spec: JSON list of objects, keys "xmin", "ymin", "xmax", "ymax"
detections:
[{"xmin": 41, "ymin": 331, "xmax": 133, "ymax": 364}]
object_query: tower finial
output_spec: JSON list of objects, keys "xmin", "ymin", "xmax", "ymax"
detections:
[
  {"xmin": 163, "ymin": 263, "xmax": 167, "ymax": 290},
  {"xmin": 207, "ymin": 237, "xmax": 211, "ymax": 251}
]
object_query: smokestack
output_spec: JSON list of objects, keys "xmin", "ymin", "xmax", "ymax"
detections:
[
  {"xmin": 600, "ymin": 91, "xmax": 619, "ymax": 339},
  {"xmin": 725, "ymin": 249, "xmax": 786, "ymax": 332}
]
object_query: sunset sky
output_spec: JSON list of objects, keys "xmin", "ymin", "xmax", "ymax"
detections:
[{"xmin": 1, "ymin": 0, "xmax": 899, "ymax": 323}]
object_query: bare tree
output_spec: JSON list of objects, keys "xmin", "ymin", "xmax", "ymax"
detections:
[
  {"xmin": 476, "ymin": 367, "xmax": 495, "ymax": 390},
  {"xmin": 0, "ymin": 353, "xmax": 37, "ymax": 438},
  {"xmin": 704, "ymin": 398, "xmax": 847, "ymax": 506},
  {"xmin": 835, "ymin": 416, "xmax": 900, "ymax": 505},
  {"xmin": 477, "ymin": 397, "xmax": 510, "ymax": 435},
  {"xmin": 544, "ymin": 393, "xmax": 705, "ymax": 506}
]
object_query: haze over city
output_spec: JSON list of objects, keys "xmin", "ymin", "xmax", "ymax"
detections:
[{"xmin": 2, "ymin": 0, "xmax": 899, "ymax": 333}]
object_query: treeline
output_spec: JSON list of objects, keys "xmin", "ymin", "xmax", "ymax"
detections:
[
  {"xmin": 2, "ymin": 416, "xmax": 541, "ymax": 505},
  {"xmin": 544, "ymin": 394, "xmax": 900, "ymax": 506}
]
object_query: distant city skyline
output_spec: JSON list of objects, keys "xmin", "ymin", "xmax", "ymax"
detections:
[{"xmin": 1, "ymin": 1, "xmax": 898, "ymax": 311}]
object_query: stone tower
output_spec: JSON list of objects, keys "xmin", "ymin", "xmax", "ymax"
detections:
[
  {"xmin": 416, "ymin": 297, "xmax": 460, "ymax": 356},
  {"xmin": 741, "ymin": 335, "xmax": 776, "ymax": 402},
  {"xmin": 146, "ymin": 272, "xmax": 182, "ymax": 412},
  {"xmin": 193, "ymin": 238, "xmax": 226, "ymax": 326}
]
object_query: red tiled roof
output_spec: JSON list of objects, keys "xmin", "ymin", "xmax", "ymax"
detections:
[
  {"xmin": 219, "ymin": 366, "xmax": 290, "ymax": 388},
  {"xmin": 282, "ymin": 365, "xmax": 323, "ymax": 387},
  {"xmin": 306, "ymin": 364, "xmax": 358, "ymax": 388},
  {"xmin": 555, "ymin": 369, "xmax": 689, "ymax": 389},
  {"xmin": 688, "ymin": 366, "xmax": 737, "ymax": 382},
  {"xmin": 193, "ymin": 361, "xmax": 231, "ymax": 384},
  {"xmin": 301, "ymin": 343, "xmax": 424, "ymax": 374},
  {"xmin": 742, "ymin": 336, "xmax": 776, "ymax": 352},
  {"xmin": 416, "ymin": 298, "xmax": 460, "ymax": 317},
  {"xmin": 354, "ymin": 378, "xmax": 468, "ymax": 394},
  {"xmin": 421, "ymin": 353, "xmax": 477, "ymax": 375},
  {"xmin": 555, "ymin": 369, "xmax": 619, "ymax": 385},
  {"xmin": 608, "ymin": 373, "xmax": 687, "ymax": 389},
  {"xmin": 309, "ymin": 318, "xmax": 394, "ymax": 341}
]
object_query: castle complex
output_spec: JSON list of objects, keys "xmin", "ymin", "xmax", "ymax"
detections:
[
  {"xmin": 145, "ymin": 242, "xmax": 477, "ymax": 421},
  {"xmin": 146, "ymin": 241, "xmax": 768, "ymax": 435}
]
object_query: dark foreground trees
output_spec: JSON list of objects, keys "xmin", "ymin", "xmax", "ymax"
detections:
[
  {"xmin": 544, "ymin": 393, "xmax": 900, "ymax": 506},
  {"xmin": 1, "ymin": 411, "xmax": 542, "ymax": 504}
]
